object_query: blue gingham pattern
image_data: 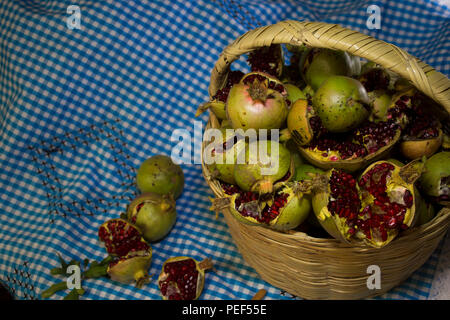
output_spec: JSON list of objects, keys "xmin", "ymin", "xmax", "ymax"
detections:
[{"xmin": 0, "ymin": 0, "xmax": 448, "ymax": 300}]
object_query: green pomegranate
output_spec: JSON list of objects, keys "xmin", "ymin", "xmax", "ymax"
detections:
[
  {"xmin": 419, "ymin": 151, "xmax": 450, "ymax": 205},
  {"xmin": 300, "ymin": 48, "xmax": 353, "ymax": 91},
  {"xmin": 226, "ymin": 73, "xmax": 288, "ymax": 131},
  {"xmin": 206, "ymin": 128, "xmax": 247, "ymax": 185},
  {"xmin": 136, "ymin": 155, "xmax": 185, "ymax": 199},
  {"xmin": 127, "ymin": 193, "xmax": 177, "ymax": 242},
  {"xmin": 234, "ymin": 140, "xmax": 292, "ymax": 194},
  {"xmin": 312, "ymin": 76, "xmax": 370, "ymax": 132}
]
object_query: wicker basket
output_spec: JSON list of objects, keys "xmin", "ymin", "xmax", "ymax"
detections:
[{"xmin": 201, "ymin": 21, "xmax": 450, "ymax": 299}]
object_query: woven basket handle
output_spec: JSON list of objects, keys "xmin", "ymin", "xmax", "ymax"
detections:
[{"xmin": 209, "ymin": 20, "xmax": 450, "ymax": 114}]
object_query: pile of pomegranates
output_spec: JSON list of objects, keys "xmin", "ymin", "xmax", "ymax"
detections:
[
  {"xmin": 94, "ymin": 154, "xmax": 215, "ymax": 300},
  {"xmin": 201, "ymin": 45, "xmax": 449, "ymax": 249}
]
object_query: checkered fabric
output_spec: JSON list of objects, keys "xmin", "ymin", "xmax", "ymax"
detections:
[{"xmin": 0, "ymin": 0, "xmax": 448, "ymax": 300}]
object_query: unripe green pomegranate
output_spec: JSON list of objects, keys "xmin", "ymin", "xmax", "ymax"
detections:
[
  {"xmin": 136, "ymin": 155, "xmax": 185, "ymax": 199},
  {"xmin": 419, "ymin": 151, "xmax": 450, "ymax": 205},
  {"xmin": 300, "ymin": 48, "xmax": 352, "ymax": 91},
  {"xmin": 312, "ymin": 76, "xmax": 370, "ymax": 132},
  {"xmin": 127, "ymin": 193, "xmax": 177, "ymax": 242}
]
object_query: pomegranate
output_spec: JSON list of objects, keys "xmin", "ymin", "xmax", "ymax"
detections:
[
  {"xmin": 311, "ymin": 169, "xmax": 362, "ymax": 243},
  {"xmin": 312, "ymin": 75, "xmax": 371, "ymax": 133},
  {"xmin": 127, "ymin": 192, "xmax": 177, "ymax": 242},
  {"xmin": 158, "ymin": 256, "xmax": 213, "ymax": 300},
  {"xmin": 226, "ymin": 72, "xmax": 288, "ymax": 131},
  {"xmin": 287, "ymin": 97, "xmax": 401, "ymax": 171},
  {"xmin": 295, "ymin": 114, "xmax": 401, "ymax": 172},
  {"xmin": 136, "ymin": 155, "xmax": 185, "ymax": 199},
  {"xmin": 300, "ymin": 48, "xmax": 353, "ymax": 91},
  {"xmin": 419, "ymin": 151, "xmax": 450, "ymax": 206},
  {"xmin": 399, "ymin": 95, "xmax": 443, "ymax": 160},
  {"xmin": 233, "ymin": 140, "xmax": 293, "ymax": 194},
  {"xmin": 212, "ymin": 181, "xmax": 311, "ymax": 231},
  {"xmin": 356, "ymin": 159, "xmax": 423, "ymax": 247},
  {"xmin": 196, "ymin": 70, "xmax": 244, "ymax": 119},
  {"xmin": 108, "ymin": 252, "xmax": 152, "ymax": 288},
  {"xmin": 312, "ymin": 159, "xmax": 423, "ymax": 247},
  {"xmin": 247, "ymin": 44, "xmax": 283, "ymax": 78},
  {"xmin": 205, "ymin": 128, "xmax": 246, "ymax": 185},
  {"xmin": 98, "ymin": 219, "xmax": 152, "ymax": 287}
]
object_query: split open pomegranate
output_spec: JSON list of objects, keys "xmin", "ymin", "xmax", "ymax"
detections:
[
  {"xmin": 213, "ymin": 180, "xmax": 311, "ymax": 231},
  {"xmin": 158, "ymin": 256, "xmax": 213, "ymax": 300},
  {"xmin": 288, "ymin": 99, "xmax": 401, "ymax": 172},
  {"xmin": 312, "ymin": 159, "xmax": 423, "ymax": 247},
  {"xmin": 98, "ymin": 219, "xmax": 152, "ymax": 287}
]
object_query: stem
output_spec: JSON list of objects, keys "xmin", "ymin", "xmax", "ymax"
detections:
[
  {"xmin": 63, "ymin": 288, "xmax": 85, "ymax": 300},
  {"xmin": 198, "ymin": 258, "xmax": 214, "ymax": 272},
  {"xmin": 248, "ymin": 79, "xmax": 268, "ymax": 102},
  {"xmin": 41, "ymin": 281, "xmax": 67, "ymax": 299}
]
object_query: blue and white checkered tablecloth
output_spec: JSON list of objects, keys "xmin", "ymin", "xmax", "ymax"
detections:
[{"xmin": 0, "ymin": 0, "xmax": 448, "ymax": 300}]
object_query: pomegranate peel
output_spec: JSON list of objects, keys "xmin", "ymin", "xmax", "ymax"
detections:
[
  {"xmin": 287, "ymin": 99, "xmax": 316, "ymax": 146},
  {"xmin": 108, "ymin": 251, "xmax": 152, "ymax": 288},
  {"xmin": 196, "ymin": 100, "xmax": 227, "ymax": 120},
  {"xmin": 399, "ymin": 128, "xmax": 443, "ymax": 160},
  {"xmin": 158, "ymin": 256, "xmax": 213, "ymax": 300}
]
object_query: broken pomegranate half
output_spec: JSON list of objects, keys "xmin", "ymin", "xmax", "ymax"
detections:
[
  {"xmin": 98, "ymin": 219, "xmax": 152, "ymax": 287},
  {"xmin": 212, "ymin": 181, "xmax": 311, "ymax": 231},
  {"xmin": 356, "ymin": 159, "xmax": 423, "ymax": 247},
  {"xmin": 158, "ymin": 256, "xmax": 213, "ymax": 300}
]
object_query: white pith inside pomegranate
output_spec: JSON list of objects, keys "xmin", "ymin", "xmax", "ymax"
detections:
[{"xmin": 158, "ymin": 257, "xmax": 213, "ymax": 300}]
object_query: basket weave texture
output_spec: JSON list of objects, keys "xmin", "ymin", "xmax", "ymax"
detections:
[{"xmin": 201, "ymin": 20, "xmax": 450, "ymax": 299}]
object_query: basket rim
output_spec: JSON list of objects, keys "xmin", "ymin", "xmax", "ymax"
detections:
[{"xmin": 208, "ymin": 20, "xmax": 450, "ymax": 114}]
